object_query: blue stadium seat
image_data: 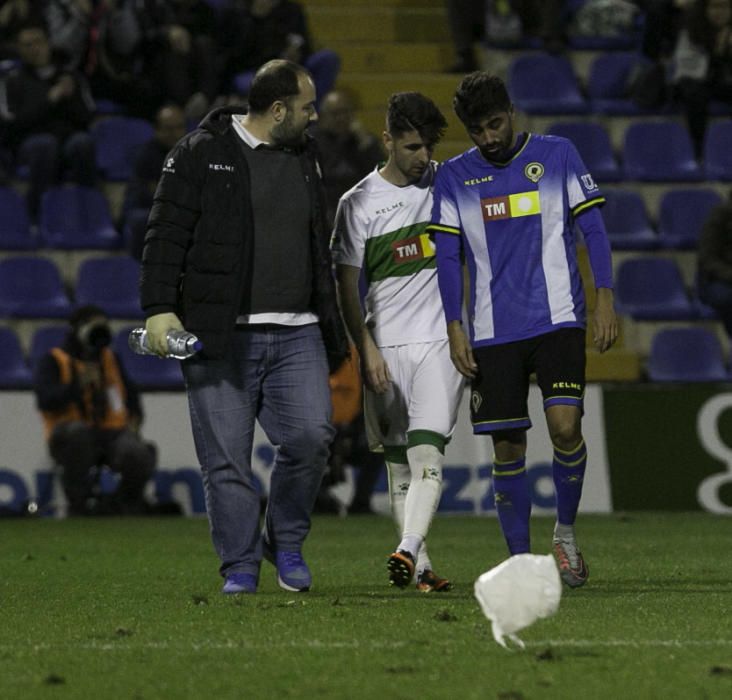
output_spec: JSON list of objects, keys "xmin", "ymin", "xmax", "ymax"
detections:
[
  {"xmin": 647, "ymin": 327, "xmax": 729, "ymax": 381},
  {"xmin": 587, "ymin": 52, "xmax": 649, "ymax": 115},
  {"xmin": 601, "ymin": 190, "xmax": 658, "ymax": 250},
  {"xmin": 508, "ymin": 54, "xmax": 588, "ymax": 114},
  {"xmin": 75, "ymin": 256, "xmax": 143, "ymax": 319},
  {"xmin": 657, "ymin": 188, "xmax": 723, "ymax": 249},
  {"xmin": 0, "ymin": 326, "xmax": 33, "ymax": 388},
  {"xmin": 0, "ymin": 257, "xmax": 73, "ymax": 319},
  {"xmin": 546, "ymin": 122, "xmax": 621, "ymax": 181},
  {"xmin": 703, "ymin": 120, "xmax": 732, "ymax": 180},
  {"xmin": 622, "ymin": 121, "xmax": 702, "ymax": 181},
  {"xmin": 615, "ymin": 257, "xmax": 696, "ymax": 320},
  {"xmin": 91, "ymin": 116, "xmax": 155, "ymax": 181},
  {"xmin": 0, "ymin": 187, "xmax": 37, "ymax": 250},
  {"xmin": 112, "ymin": 327, "xmax": 185, "ymax": 389},
  {"xmin": 29, "ymin": 324, "xmax": 68, "ymax": 369},
  {"xmin": 39, "ymin": 186, "xmax": 120, "ymax": 250}
]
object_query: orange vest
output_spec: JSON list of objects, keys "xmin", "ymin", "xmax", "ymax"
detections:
[
  {"xmin": 40, "ymin": 347, "xmax": 130, "ymax": 439},
  {"xmin": 329, "ymin": 345, "xmax": 362, "ymax": 427}
]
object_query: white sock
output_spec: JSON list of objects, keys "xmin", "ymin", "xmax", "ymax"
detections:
[
  {"xmin": 386, "ymin": 460, "xmax": 410, "ymax": 535},
  {"xmin": 399, "ymin": 444, "xmax": 443, "ymax": 556}
]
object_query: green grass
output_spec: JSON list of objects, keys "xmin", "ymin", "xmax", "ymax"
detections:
[{"xmin": 2, "ymin": 513, "xmax": 732, "ymax": 699}]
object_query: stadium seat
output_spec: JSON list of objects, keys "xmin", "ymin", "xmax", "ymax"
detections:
[
  {"xmin": 546, "ymin": 122, "xmax": 621, "ymax": 182},
  {"xmin": 0, "ymin": 326, "xmax": 33, "ymax": 388},
  {"xmin": 622, "ymin": 121, "xmax": 702, "ymax": 181},
  {"xmin": 91, "ymin": 116, "xmax": 155, "ymax": 181},
  {"xmin": 75, "ymin": 256, "xmax": 143, "ymax": 319},
  {"xmin": 0, "ymin": 256, "xmax": 73, "ymax": 318},
  {"xmin": 0, "ymin": 187, "xmax": 37, "ymax": 250},
  {"xmin": 647, "ymin": 327, "xmax": 729, "ymax": 381},
  {"xmin": 39, "ymin": 185, "xmax": 120, "ymax": 249},
  {"xmin": 601, "ymin": 190, "xmax": 658, "ymax": 250},
  {"xmin": 28, "ymin": 324, "xmax": 68, "ymax": 369},
  {"xmin": 112, "ymin": 327, "xmax": 185, "ymax": 389},
  {"xmin": 657, "ymin": 188, "xmax": 723, "ymax": 250},
  {"xmin": 703, "ymin": 120, "xmax": 732, "ymax": 180},
  {"xmin": 508, "ymin": 54, "xmax": 588, "ymax": 114},
  {"xmin": 615, "ymin": 257, "xmax": 696, "ymax": 320},
  {"xmin": 586, "ymin": 52, "xmax": 649, "ymax": 115}
]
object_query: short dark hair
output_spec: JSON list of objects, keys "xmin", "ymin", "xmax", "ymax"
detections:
[
  {"xmin": 453, "ymin": 72, "xmax": 512, "ymax": 126},
  {"xmin": 69, "ymin": 304, "xmax": 106, "ymax": 329},
  {"xmin": 385, "ymin": 92, "xmax": 447, "ymax": 146},
  {"xmin": 247, "ymin": 59, "xmax": 310, "ymax": 114}
]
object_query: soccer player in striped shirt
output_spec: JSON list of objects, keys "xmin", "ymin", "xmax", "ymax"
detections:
[
  {"xmin": 332, "ymin": 93, "xmax": 464, "ymax": 592},
  {"xmin": 428, "ymin": 73, "xmax": 618, "ymax": 587}
]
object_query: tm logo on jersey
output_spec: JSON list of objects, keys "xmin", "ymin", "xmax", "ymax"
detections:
[
  {"xmin": 481, "ymin": 191, "xmax": 541, "ymax": 221},
  {"xmin": 391, "ymin": 233, "xmax": 435, "ymax": 263}
]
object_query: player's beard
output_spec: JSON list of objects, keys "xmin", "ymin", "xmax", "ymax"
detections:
[
  {"xmin": 480, "ymin": 124, "xmax": 515, "ymax": 163},
  {"xmin": 271, "ymin": 111, "xmax": 308, "ymax": 148}
]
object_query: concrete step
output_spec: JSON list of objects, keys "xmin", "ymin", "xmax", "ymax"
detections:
[
  {"xmin": 339, "ymin": 72, "xmax": 462, "ymax": 108},
  {"xmin": 303, "ymin": 0, "xmax": 443, "ymax": 7},
  {"xmin": 586, "ymin": 347, "xmax": 641, "ymax": 382},
  {"xmin": 330, "ymin": 42, "xmax": 455, "ymax": 74},
  {"xmin": 309, "ymin": 6, "xmax": 446, "ymax": 43}
]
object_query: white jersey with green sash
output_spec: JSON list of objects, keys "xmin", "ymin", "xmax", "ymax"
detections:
[{"xmin": 332, "ymin": 163, "xmax": 446, "ymax": 347}]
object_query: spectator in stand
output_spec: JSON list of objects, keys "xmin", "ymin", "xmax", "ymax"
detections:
[
  {"xmin": 636, "ymin": 0, "xmax": 694, "ymax": 62},
  {"xmin": 217, "ymin": 0, "xmax": 340, "ymax": 106},
  {"xmin": 44, "ymin": 0, "xmax": 93, "ymax": 70},
  {"xmin": 445, "ymin": 0, "xmax": 484, "ymax": 72},
  {"xmin": 33, "ymin": 305, "xmax": 157, "ymax": 517},
  {"xmin": 146, "ymin": 0, "xmax": 220, "ymax": 122},
  {"xmin": 0, "ymin": 0, "xmax": 38, "ymax": 61},
  {"xmin": 312, "ymin": 89, "xmax": 383, "ymax": 227},
  {"xmin": 0, "ymin": 21, "xmax": 96, "ymax": 221},
  {"xmin": 672, "ymin": 0, "xmax": 732, "ymax": 155},
  {"xmin": 122, "ymin": 103, "xmax": 187, "ymax": 259},
  {"xmin": 698, "ymin": 190, "xmax": 732, "ymax": 337}
]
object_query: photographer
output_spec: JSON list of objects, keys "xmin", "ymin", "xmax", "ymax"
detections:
[{"xmin": 33, "ymin": 305, "xmax": 156, "ymax": 516}]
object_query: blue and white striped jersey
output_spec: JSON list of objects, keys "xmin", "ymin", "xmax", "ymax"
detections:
[{"xmin": 428, "ymin": 133, "xmax": 610, "ymax": 347}]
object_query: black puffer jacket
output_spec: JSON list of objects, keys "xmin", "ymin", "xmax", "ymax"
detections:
[{"xmin": 139, "ymin": 106, "xmax": 348, "ymax": 369}]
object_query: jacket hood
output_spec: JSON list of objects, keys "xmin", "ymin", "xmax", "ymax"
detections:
[{"xmin": 198, "ymin": 105, "xmax": 249, "ymax": 134}]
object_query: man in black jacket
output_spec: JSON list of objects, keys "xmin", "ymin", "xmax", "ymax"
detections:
[{"xmin": 140, "ymin": 59, "xmax": 348, "ymax": 595}]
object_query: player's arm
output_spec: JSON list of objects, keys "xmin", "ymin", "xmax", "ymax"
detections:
[
  {"xmin": 335, "ymin": 264, "xmax": 391, "ymax": 394},
  {"xmin": 576, "ymin": 206, "xmax": 618, "ymax": 353}
]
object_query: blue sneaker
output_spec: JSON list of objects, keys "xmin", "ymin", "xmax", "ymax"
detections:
[
  {"xmin": 222, "ymin": 572, "xmax": 257, "ymax": 595},
  {"xmin": 275, "ymin": 551, "xmax": 311, "ymax": 592}
]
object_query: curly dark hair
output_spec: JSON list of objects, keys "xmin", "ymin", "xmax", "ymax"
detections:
[
  {"xmin": 453, "ymin": 72, "xmax": 512, "ymax": 126},
  {"xmin": 385, "ymin": 92, "xmax": 447, "ymax": 147}
]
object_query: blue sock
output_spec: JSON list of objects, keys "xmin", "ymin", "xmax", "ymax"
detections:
[
  {"xmin": 552, "ymin": 440, "xmax": 587, "ymax": 526},
  {"xmin": 492, "ymin": 457, "xmax": 531, "ymax": 554}
]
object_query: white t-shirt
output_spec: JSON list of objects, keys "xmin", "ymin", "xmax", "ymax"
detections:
[{"xmin": 332, "ymin": 163, "xmax": 446, "ymax": 347}]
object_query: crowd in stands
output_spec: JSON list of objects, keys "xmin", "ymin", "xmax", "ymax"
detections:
[{"xmin": 2, "ymin": 0, "xmax": 732, "ymax": 515}]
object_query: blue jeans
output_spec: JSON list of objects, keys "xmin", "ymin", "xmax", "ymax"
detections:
[{"xmin": 182, "ymin": 324, "xmax": 334, "ymax": 577}]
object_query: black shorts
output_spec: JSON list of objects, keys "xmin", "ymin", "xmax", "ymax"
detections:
[{"xmin": 470, "ymin": 327, "xmax": 586, "ymax": 434}]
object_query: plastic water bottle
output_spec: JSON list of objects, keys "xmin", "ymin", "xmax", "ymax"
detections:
[{"xmin": 128, "ymin": 327, "xmax": 202, "ymax": 360}]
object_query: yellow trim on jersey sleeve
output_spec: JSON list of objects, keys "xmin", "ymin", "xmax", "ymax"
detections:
[
  {"xmin": 572, "ymin": 196, "xmax": 605, "ymax": 217},
  {"xmin": 426, "ymin": 224, "xmax": 461, "ymax": 236}
]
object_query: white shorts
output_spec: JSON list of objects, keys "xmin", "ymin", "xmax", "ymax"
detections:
[{"xmin": 364, "ymin": 339, "xmax": 465, "ymax": 451}]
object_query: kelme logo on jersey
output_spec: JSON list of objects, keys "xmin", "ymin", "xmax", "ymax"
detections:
[
  {"xmin": 524, "ymin": 162, "xmax": 544, "ymax": 182},
  {"xmin": 481, "ymin": 191, "xmax": 541, "ymax": 221},
  {"xmin": 471, "ymin": 390, "xmax": 483, "ymax": 413},
  {"xmin": 391, "ymin": 233, "xmax": 435, "ymax": 263}
]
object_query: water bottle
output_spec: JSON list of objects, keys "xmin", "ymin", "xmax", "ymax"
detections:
[{"xmin": 128, "ymin": 327, "xmax": 202, "ymax": 360}]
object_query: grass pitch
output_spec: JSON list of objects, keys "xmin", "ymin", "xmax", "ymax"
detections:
[{"xmin": 2, "ymin": 513, "xmax": 732, "ymax": 699}]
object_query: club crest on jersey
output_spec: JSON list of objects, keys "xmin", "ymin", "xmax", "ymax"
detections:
[
  {"xmin": 580, "ymin": 173, "xmax": 598, "ymax": 191},
  {"xmin": 481, "ymin": 191, "xmax": 541, "ymax": 221},
  {"xmin": 524, "ymin": 162, "xmax": 544, "ymax": 183},
  {"xmin": 391, "ymin": 233, "xmax": 435, "ymax": 263}
]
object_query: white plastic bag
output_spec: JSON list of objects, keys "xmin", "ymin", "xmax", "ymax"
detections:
[{"xmin": 474, "ymin": 553, "xmax": 562, "ymax": 649}]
